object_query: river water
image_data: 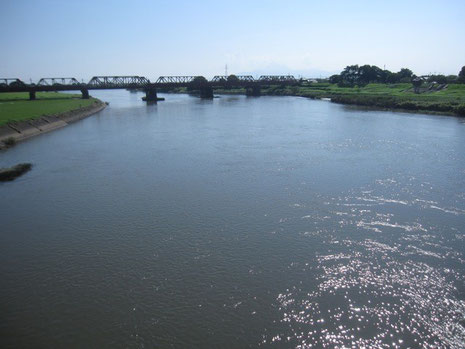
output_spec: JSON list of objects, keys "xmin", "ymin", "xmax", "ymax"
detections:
[{"xmin": 1, "ymin": 91, "xmax": 465, "ymax": 348}]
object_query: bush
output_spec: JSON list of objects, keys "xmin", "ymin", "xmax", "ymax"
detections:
[
  {"xmin": 397, "ymin": 101, "xmax": 417, "ymax": 110},
  {"xmin": 455, "ymin": 104, "xmax": 465, "ymax": 116},
  {"xmin": 337, "ymin": 80, "xmax": 354, "ymax": 88},
  {"xmin": 329, "ymin": 74, "xmax": 341, "ymax": 84}
]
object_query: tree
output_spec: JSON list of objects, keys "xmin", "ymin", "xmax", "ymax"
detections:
[
  {"xmin": 340, "ymin": 65, "xmax": 360, "ymax": 86},
  {"xmin": 398, "ymin": 68, "xmax": 413, "ymax": 80},
  {"xmin": 187, "ymin": 76, "xmax": 209, "ymax": 91},
  {"xmin": 383, "ymin": 70, "xmax": 397, "ymax": 84},
  {"xmin": 9, "ymin": 79, "xmax": 25, "ymax": 87},
  {"xmin": 338, "ymin": 64, "xmax": 386, "ymax": 86},
  {"xmin": 192, "ymin": 76, "xmax": 208, "ymax": 85},
  {"xmin": 329, "ymin": 74, "xmax": 341, "ymax": 84},
  {"xmin": 427, "ymin": 75, "xmax": 447, "ymax": 84},
  {"xmin": 357, "ymin": 65, "xmax": 384, "ymax": 85},
  {"xmin": 227, "ymin": 75, "xmax": 240, "ymax": 83},
  {"xmin": 458, "ymin": 66, "xmax": 465, "ymax": 83},
  {"xmin": 332, "ymin": 64, "xmax": 418, "ymax": 86}
]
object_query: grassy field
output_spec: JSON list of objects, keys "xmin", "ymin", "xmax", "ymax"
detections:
[
  {"xmin": 0, "ymin": 92, "xmax": 99, "ymax": 126},
  {"xmin": 268, "ymin": 82, "xmax": 465, "ymax": 100}
]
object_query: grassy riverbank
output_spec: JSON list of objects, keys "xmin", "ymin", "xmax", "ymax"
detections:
[
  {"xmin": 0, "ymin": 92, "xmax": 99, "ymax": 125},
  {"xmin": 169, "ymin": 83, "xmax": 465, "ymax": 116},
  {"xmin": 264, "ymin": 83, "xmax": 465, "ymax": 116}
]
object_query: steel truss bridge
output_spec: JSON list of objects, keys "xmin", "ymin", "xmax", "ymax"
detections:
[{"xmin": 0, "ymin": 75, "xmax": 301, "ymax": 101}]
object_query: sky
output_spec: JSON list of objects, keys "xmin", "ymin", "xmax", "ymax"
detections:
[{"xmin": 1, "ymin": 0, "xmax": 464, "ymax": 82}]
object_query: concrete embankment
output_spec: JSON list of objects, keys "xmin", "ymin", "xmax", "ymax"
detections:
[{"xmin": 0, "ymin": 101, "xmax": 106, "ymax": 149}]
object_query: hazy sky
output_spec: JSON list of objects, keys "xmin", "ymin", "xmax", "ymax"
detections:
[{"xmin": 1, "ymin": 0, "xmax": 464, "ymax": 81}]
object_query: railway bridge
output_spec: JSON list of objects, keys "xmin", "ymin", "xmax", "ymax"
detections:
[{"xmin": 0, "ymin": 75, "xmax": 301, "ymax": 102}]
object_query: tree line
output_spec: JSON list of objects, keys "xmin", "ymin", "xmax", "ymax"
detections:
[{"xmin": 329, "ymin": 65, "xmax": 465, "ymax": 86}]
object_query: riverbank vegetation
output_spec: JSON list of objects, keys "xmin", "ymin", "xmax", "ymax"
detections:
[
  {"xmin": 295, "ymin": 64, "xmax": 465, "ymax": 115},
  {"xmin": 261, "ymin": 82, "xmax": 465, "ymax": 116},
  {"xmin": 0, "ymin": 92, "xmax": 99, "ymax": 125}
]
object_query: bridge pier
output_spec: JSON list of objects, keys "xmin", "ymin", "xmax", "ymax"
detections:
[
  {"xmin": 29, "ymin": 91, "xmax": 36, "ymax": 100},
  {"xmin": 200, "ymin": 86, "xmax": 213, "ymax": 99},
  {"xmin": 143, "ymin": 88, "xmax": 165, "ymax": 103},
  {"xmin": 246, "ymin": 86, "xmax": 261, "ymax": 97},
  {"xmin": 81, "ymin": 89, "xmax": 89, "ymax": 99}
]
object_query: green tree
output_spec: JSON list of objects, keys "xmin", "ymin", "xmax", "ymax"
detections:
[
  {"xmin": 329, "ymin": 74, "xmax": 341, "ymax": 84},
  {"xmin": 187, "ymin": 76, "xmax": 209, "ymax": 91},
  {"xmin": 398, "ymin": 68, "xmax": 413, "ymax": 80},
  {"xmin": 192, "ymin": 76, "xmax": 208, "ymax": 85},
  {"xmin": 340, "ymin": 65, "xmax": 360, "ymax": 86},
  {"xmin": 383, "ymin": 70, "xmax": 397, "ymax": 83},
  {"xmin": 458, "ymin": 66, "xmax": 465, "ymax": 83},
  {"xmin": 357, "ymin": 65, "xmax": 384, "ymax": 85},
  {"xmin": 227, "ymin": 75, "xmax": 240, "ymax": 83},
  {"xmin": 427, "ymin": 75, "xmax": 447, "ymax": 84}
]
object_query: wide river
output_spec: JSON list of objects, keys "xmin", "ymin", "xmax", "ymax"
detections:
[{"xmin": 1, "ymin": 91, "xmax": 465, "ymax": 348}]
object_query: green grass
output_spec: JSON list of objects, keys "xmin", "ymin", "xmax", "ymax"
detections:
[
  {"xmin": 260, "ymin": 82, "xmax": 465, "ymax": 98},
  {"xmin": 0, "ymin": 92, "xmax": 99, "ymax": 125}
]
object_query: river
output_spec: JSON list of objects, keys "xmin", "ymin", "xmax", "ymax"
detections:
[{"xmin": 1, "ymin": 91, "xmax": 465, "ymax": 348}]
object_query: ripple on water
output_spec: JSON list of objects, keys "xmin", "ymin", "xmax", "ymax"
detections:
[
  {"xmin": 263, "ymin": 176, "xmax": 465, "ymax": 348},
  {"xmin": 266, "ymin": 239, "xmax": 465, "ymax": 348}
]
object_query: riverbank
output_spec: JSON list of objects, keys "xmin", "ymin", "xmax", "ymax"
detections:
[
  {"xmin": 167, "ymin": 83, "xmax": 465, "ymax": 116},
  {"xmin": 262, "ymin": 83, "xmax": 465, "ymax": 116},
  {"xmin": 0, "ymin": 93, "xmax": 106, "ymax": 149}
]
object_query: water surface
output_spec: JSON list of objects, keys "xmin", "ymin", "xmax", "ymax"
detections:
[{"xmin": 1, "ymin": 91, "xmax": 465, "ymax": 348}]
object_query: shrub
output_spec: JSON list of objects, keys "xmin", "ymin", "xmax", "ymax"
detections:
[{"xmin": 455, "ymin": 104, "xmax": 465, "ymax": 116}]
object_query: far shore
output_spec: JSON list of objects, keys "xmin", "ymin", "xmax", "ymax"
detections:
[{"xmin": 162, "ymin": 83, "xmax": 465, "ymax": 118}]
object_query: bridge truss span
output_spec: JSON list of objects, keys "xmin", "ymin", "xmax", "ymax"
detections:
[
  {"xmin": 258, "ymin": 75, "xmax": 297, "ymax": 83},
  {"xmin": 156, "ymin": 76, "xmax": 202, "ymax": 84},
  {"xmin": 0, "ymin": 78, "xmax": 26, "ymax": 87},
  {"xmin": 87, "ymin": 76, "xmax": 152, "ymax": 88},
  {"xmin": 211, "ymin": 75, "xmax": 255, "ymax": 83},
  {"xmin": 37, "ymin": 78, "xmax": 81, "ymax": 86}
]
